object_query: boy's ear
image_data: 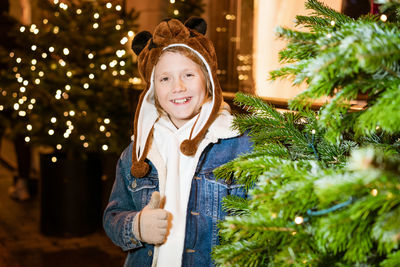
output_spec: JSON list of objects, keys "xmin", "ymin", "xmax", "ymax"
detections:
[
  {"xmin": 184, "ymin": 17, "xmax": 207, "ymax": 35},
  {"xmin": 131, "ymin": 31, "xmax": 152, "ymax": 56}
]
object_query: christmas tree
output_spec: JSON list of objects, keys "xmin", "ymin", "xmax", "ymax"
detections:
[
  {"xmin": 167, "ymin": 0, "xmax": 205, "ymax": 22},
  {"xmin": 212, "ymin": 0, "xmax": 400, "ymax": 266},
  {"xmin": 0, "ymin": 0, "xmax": 140, "ymax": 154}
]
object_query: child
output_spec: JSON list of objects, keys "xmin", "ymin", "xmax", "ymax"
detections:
[{"xmin": 103, "ymin": 17, "xmax": 253, "ymax": 267}]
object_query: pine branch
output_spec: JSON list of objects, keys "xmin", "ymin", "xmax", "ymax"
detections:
[{"xmin": 305, "ymin": 0, "xmax": 353, "ymax": 25}]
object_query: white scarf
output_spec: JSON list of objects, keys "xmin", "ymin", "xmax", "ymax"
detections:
[{"xmin": 148, "ymin": 102, "xmax": 239, "ymax": 267}]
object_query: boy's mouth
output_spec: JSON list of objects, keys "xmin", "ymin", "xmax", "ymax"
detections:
[{"xmin": 171, "ymin": 97, "xmax": 191, "ymax": 104}]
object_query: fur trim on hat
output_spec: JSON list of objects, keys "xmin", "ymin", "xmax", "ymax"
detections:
[{"xmin": 130, "ymin": 17, "xmax": 223, "ymax": 178}]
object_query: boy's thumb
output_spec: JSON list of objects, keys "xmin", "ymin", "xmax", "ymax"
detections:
[{"xmin": 148, "ymin": 191, "xmax": 160, "ymax": 209}]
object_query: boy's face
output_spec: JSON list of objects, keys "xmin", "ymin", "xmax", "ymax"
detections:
[{"xmin": 154, "ymin": 51, "xmax": 207, "ymax": 128}]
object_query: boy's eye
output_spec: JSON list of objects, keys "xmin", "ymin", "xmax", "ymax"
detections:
[
  {"xmin": 160, "ymin": 77, "xmax": 169, "ymax": 82},
  {"xmin": 185, "ymin": 73, "xmax": 195, "ymax": 78}
]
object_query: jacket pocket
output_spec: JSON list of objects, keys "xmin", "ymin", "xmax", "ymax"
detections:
[{"xmin": 127, "ymin": 177, "xmax": 158, "ymax": 209}]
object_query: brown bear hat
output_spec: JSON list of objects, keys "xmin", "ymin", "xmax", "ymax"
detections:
[{"xmin": 130, "ymin": 17, "xmax": 223, "ymax": 178}]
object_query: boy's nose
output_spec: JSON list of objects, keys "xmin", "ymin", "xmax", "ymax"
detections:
[{"xmin": 172, "ymin": 79, "xmax": 186, "ymax": 93}]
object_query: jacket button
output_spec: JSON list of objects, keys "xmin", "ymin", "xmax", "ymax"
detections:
[
  {"xmin": 131, "ymin": 179, "xmax": 137, "ymax": 189},
  {"xmin": 148, "ymin": 250, "xmax": 153, "ymax": 256}
]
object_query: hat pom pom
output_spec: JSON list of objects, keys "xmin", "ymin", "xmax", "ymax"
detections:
[
  {"xmin": 180, "ymin": 139, "xmax": 197, "ymax": 156},
  {"xmin": 131, "ymin": 161, "xmax": 149, "ymax": 178}
]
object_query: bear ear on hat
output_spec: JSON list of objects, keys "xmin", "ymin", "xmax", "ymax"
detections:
[
  {"xmin": 184, "ymin": 17, "xmax": 207, "ymax": 35},
  {"xmin": 131, "ymin": 31, "xmax": 152, "ymax": 56}
]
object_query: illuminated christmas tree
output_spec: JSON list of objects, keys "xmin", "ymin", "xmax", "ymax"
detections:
[
  {"xmin": 212, "ymin": 0, "xmax": 400, "ymax": 266},
  {"xmin": 0, "ymin": 0, "xmax": 140, "ymax": 154}
]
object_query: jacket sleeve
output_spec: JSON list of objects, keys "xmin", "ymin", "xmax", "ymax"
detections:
[{"xmin": 103, "ymin": 144, "xmax": 143, "ymax": 251}]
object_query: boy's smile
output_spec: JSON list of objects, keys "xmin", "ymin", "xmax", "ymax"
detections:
[{"xmin": 154, "ymin": 51, "xmax": 207, "ymax": 128}]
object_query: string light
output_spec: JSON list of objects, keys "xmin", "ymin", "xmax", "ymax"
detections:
[
  {"xmin": 51, "ymin": 156, "xmax": 57, "ymax": 163},
  {"xmin": 30, "ymin": 24, "xmax": 37, "ymax": 33},
  {"xmin": 128, "ymin": 31, "xmax": 134, "ymax": 37},
  {"xmin": 49, "ymin": 47, "xmax": 55, "ymax": 52},
  {"xmin": 56, "ymin": 144, "xmax": 62, "ymax": 150},
  {"xmin": 53, "ymin": 26, "xmax": 59, "ymax": 34},
  {"xmin": 88, "ymin": 53, "xmax": 94, "ymax": 59},
  {"xmin": 20, "ymin": 87, "xmax": 26, "ymax": 93},
  {"xmin": 93, "ymin": 23, "xmax": 99, "ymax": 29},
  {"xmin": 116, "ymin": 5, "xmax": 121, "ymax": 11},
  {"xmin": 116, "ymin": 50, "xmax": 125, "ymax": 57},
  {"xmin": 109, "ymin": 60, "xmax": 117, "ymax": 67},
  {"xmin": 43, "ymin": 19, "xmax": 48, "ymax": 24},
  {"xmin": 294, "ymin": 216, "xmax": 304, "ymax": 224},
  {"xmin": 106, "ymin": 3, "xmax": 112, "ymax": 8},
  {"xmin": 170, "ymin": 0, "xmax": 175, "ymax": 3},
  {"xmin": 83, "ymin": 142, "xmax": 89, "ymax": 148},
  {"xmin": 371, "ymin": 189, "xmax": 378, "ymax": 196},
  {"xmin": 51, "ymin": 117, "xmax": 57, "ymax": 123},
  {"xmin": 83, "ymin": 83, "xmax": 89, "ymax": 89},
  {"xmin": 63, "ymin": 48, "xmax": 70, "ymax": 55},
  {"xmin": 173, "ymin": 9, "xmax": 179, "ymax": 16},
  {"xmin": 25, "ymin": 137, "xmax": 30, "ymax": 142},
  {"xmin": 59, "ymin": 3, "xmax": 68, "ymax": 10},
  {"xmin": 99, "ymin": 125, "xmax": 105, "ymax": 132},
  {"xmin": 76, "ymin": 9, "xmax": 82, "ymax": 15},
  {"xmin": 80, "ymin": 135, "xmax": 85, "ymax": 140},
  {"xmin": 120, "ymin": 37, "xmax": 128, "ymax": 45},
  {"xmin": 330, "ymin": 20, "xmax": 335, "ymax": 26},
  {"xmin": 48, "ymin": 129, "xmax": 55, "ymax": 135},
  {"xmin": 42, "ymin": 53, "xmax": 48, "ymax": 58},
  {"xmin": 20, "ymin": 26, "xmax": 25, "ymax": 32},
  {"xmin": 35, "ymin": 79, "xmax": 40, "ymax": 84},
  {"xmin": 380, "ymin": 14, "xmax": 387, "ymax": 22},
  {"xmin": 94, "ymin": 13, "xmax": 100, "ymax": 19},
  {"xmin": 102, "ymin": 144, "xmax": 109, "ymax": 151},
  {"xmin": 18, "ymin": 111, "xmax": 26, "ymax": 116},
  {"xmin": 225, "ymin": 14, "xmax": 236, "ymax": 20}
]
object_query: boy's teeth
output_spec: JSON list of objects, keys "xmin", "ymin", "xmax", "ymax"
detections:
[{"xmin": 172, "ymin": 97, "xmax": 190, "ymax": 104}]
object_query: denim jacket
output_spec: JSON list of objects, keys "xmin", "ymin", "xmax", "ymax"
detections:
[{"xmin": 103, "ymin": 133, "xmax": 253, "ymax": 267}]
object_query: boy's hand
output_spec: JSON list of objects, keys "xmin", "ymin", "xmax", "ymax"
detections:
[{"xmin": 134, "ymin": 191, "xmax": 169, "ymax": 245}]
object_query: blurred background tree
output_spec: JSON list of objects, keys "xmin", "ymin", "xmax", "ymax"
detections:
[{"xmin": 0, "ymin": 0, "xmax": 140, "ymax": 155}]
